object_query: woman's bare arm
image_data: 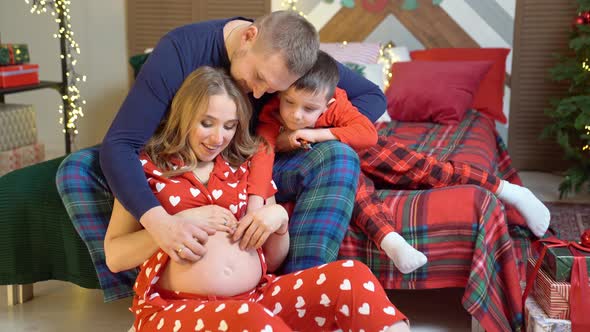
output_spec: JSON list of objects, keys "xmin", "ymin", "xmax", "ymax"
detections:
[{"xmin": 104, "ymin": 199, "xmax": 159, "ymax": 273}]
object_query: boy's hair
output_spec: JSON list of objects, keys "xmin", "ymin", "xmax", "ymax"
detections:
[
  {"xmin": 144, "ymin": 66, "xmax": 260, "ymax": 177},
  {"xmin": 253, "ymin": 11, "xmax": 319, "ymax": 76},
  {"xmin": 291, "ymin": 50, "xmax": 339, "ymax": 101}
]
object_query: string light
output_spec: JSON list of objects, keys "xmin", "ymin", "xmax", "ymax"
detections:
[
  {"xmin": 583, "ymin": 125, "xmax": 590, "ymax": 152},
  {"xmin": 378, "ymin": 42, "xmax": 398, "ymax": 90},
  {"xmin": 282, "ymin": 0, "xmax": 307, "ymax": 17},
  {"xmin": 583, "ymin": 58, "xmax": 590, "ymax": 72},
  {"xmin": 25, "ymin": 0, "xmax": 85, "ymax": 145}
]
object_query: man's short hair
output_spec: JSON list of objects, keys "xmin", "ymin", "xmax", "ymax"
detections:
[
  {"xmin": 291, "ymin": 50, "xmax": 339, "ymax": 101},
  {"xmin": 253, "ymin": 11, "xmax": 319, "ymax": 76}
]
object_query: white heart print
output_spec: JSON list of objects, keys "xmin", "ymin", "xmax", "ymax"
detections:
[
  {"xmin": 189, "ymin": 187, "xmax": 200, "ymax": 197},
  {"xmin": 272, "ymin": 302, "xmax": 282, "ymax": 314},
  {"xmin": 169, "ymin": 196, "xmax": 180, "ymax": 207},
  {"xmin": 358, "ymin": 303, "xmax": 371, "ymax": 315},
  {"xmin": 363, "ymin": 281, "xmax": 375, "ymax": 292},
  {"xmin": 153, "ymin": 170, "xmax": 162, "ymax": 176},
  {"xmin": 320, "ymin": 294, "xmax": 331, "ymax": 306},
  {"xmin": 218, "ymin": 320, "xmax": 228, "ymax": 331},
  {"xmin": 271, "ymin": 285, "xmax": 281, "ymax": 296},
  {"xmin": 295, "ymin": 296, "xmax": 305, "ymax": 308},
  {"xmin": 315, "ymin": 317, "xmax": 326, "ymax": 327},
  {"xmin": 140, "ymin": 159, "xmax": 147, "ymax": 166},
  {"xmin": 261, "ymin": 325, "xmax": 273, "ymax": 332},
  {"xmin": 316, "ymin": 273, "xmax": 326, "ymax": 285},
  {"xmin": 194, "ymin": 318, "xmax": 204, "ymax": 331},
  {"xmin": 339, "ymin": 304, "xmax": 350, "ymax": 317},
  {"xmin": 297, "ymin": 309, "xmax": 306, "ymax": 318},
  {"xmin": 227, "ymin": 182, "xmax": 238, "ymax": 188},
  {"xmin": 237, "ymin": 303, "xmax": 249, "ymax": 314},
  {"xmin": 212, "ymin": 189, "xmax": 223, "ymax": 200},
  {"xmin": 383, "ymin": 306, "xmax": 396, "ymax": 315},
  {"xmin": 215, "ymin": 303, "xmax": 226, "ymax": 312},
  {"xmin": 293, "ymin": 278, "xmax": 303, "ymax": 290},
  {"xmin": 342, "ymin": 260, "xmax": 354, "ymax": 267},
  {"xmin": 156, "ymin": 318, "xmax": 164, "ymax": 329},
  {"xmin": 339, "ymin": 279, "xmax": 351, "ymax": 290},
  {"xmin": 229, "ymin": 204, "xmax": 238, "ymax": 214},
  {"xmin": 173, "ymin": 320, "xmax": 181, "ymax": 332}
]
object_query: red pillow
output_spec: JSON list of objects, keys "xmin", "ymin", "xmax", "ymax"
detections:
[
  {"xmin": 410, "ymin": 48, "xmax": 510, "ymax": 123},
  {"xmin": 385, "ymin": 60, "xmax": 492, "ymax": 124}
]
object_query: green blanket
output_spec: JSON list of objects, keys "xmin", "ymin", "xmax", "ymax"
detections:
[{"xmin": 0, "ymin": 157, "xmax": 99, "ymax": 288}]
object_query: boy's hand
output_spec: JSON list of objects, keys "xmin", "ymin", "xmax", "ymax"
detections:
[{"xmin": 287, "ymin": 129, "xmax": 317, "ymax": 150}]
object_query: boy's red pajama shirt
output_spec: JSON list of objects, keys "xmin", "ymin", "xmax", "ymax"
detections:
[{"xmin": 130, "ymin": 154, "xmax": 407, "ymax": 331}]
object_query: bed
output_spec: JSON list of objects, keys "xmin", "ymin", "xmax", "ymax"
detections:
[{"xmin": 339, "ymin": 109, "xmax": 531, "ymax": 332}]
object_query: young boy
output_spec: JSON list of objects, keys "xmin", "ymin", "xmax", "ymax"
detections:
[{"xmin": 248, "ymin": 51, "xmax": 550, "ymax": 274}]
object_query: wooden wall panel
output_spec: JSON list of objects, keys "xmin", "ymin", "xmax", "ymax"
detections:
[
  {"xmin": 127, "ymin": 0, "xmax": 193, "ymax": 56},
  {"xmin": 508, "ymin": 0, "xmax": 577, "ymax": 171},
  {"xmin": 127, "ymin": 0, "xmax": 270, "ymax": 58}
]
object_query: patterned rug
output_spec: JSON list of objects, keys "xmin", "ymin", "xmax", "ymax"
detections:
[{"xmin": 546, "ymin": 202, "xmax": 590, "ymax": 241}]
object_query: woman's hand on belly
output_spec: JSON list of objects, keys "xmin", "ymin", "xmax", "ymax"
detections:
[
  {"xmin": 233, "ymin": 204, "xmax": 289, "ymax": 250},
  {"xmin": 175, "ymin": 205, "xmax": 238, "ymax": 234}
]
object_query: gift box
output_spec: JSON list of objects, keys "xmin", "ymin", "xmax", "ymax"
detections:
[
  {"xmin": 0, "ymin": 104, "xmax": 37, "ymax": 151},
  {"xmin": 542, "ymin": 246, "xmax": 590, "ymax": 282},
  {"xmin": 529, "ymin": 258, "xmax": 590, "ymax": 320},
  {"xmin": 525, "ymin": 295, "xmax": 571, "ymax": 332},
  {"xmin": 0, "ymin": 64, "xmax": 39, "ymax": 88},
  {"xmin": 0, "ymin": 44, "xmax": 30, "ymax": 65},
  {"xmin": 0, "ymin": 143, "xmax": 45, "ymax": 176}
]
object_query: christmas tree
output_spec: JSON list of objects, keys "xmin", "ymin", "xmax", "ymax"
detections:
[{"xmin": 543, "ymin": 0, "xmax": 590, "ymax": 197}]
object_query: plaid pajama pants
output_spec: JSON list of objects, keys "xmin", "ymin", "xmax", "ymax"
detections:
[
  {"xmin": 354, "ymin": 136, "xmax": 502, "ymax": 248},
  {"xmin": 56, "ymin": 141, "xmax": 360, "ymax": 300}
]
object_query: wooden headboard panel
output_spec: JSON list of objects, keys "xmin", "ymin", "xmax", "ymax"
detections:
[{"xmin": 319, "ymin": 0, "xmax": 477, "ymax": 48}]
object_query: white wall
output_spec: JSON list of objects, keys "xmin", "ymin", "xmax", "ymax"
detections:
[{"xmin": 0, "ymin": 0, "xmax": 128, "ymax": 159}]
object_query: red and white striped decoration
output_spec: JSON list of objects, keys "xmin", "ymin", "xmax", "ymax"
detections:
[
  {"xmin": 319, "ymin": 42, "xmax": 381, "ymax": 64},
  {"xmin": 528, "ymin": 258, "xmax": 590, "ymax": 320}
]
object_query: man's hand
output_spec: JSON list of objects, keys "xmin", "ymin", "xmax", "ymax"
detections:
[
  {"xmin": 232, "ymin": 204, "xmax": 288, "ymax": 250},
  {"xmin": 140, "ymin": 206, "xmax": 216, "ymax": 263}
]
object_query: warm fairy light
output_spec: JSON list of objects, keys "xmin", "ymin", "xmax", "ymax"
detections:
[
  {"xmin": 378, "ymin": 42, "xmax": 398, "ymax": 89},
  {"xmin": 282, "ymin": 0, "xmax": 307, "ymax": 17},
  {"xmin": 26, "ymin": 0, "xmax": 85, "ymax": 145},
  {"xmin": 583, "ymin": 58, "xmax": 590, "ymax": 72},
  {"xmin": 584, "ymin": 125, "xmax": 590, "ymax": 151}
]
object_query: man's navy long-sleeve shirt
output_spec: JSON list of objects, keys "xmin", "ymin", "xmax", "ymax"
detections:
[{"xmin": 100, "ymin": 17, "xmax": 386, "ymax": 220}]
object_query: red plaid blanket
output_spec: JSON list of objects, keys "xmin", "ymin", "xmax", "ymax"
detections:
[{"xmin": 339, "ymin": 110, "xmax": 532, "ymax": 332}]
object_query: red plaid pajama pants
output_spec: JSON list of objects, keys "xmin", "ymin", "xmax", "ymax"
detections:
[{"xmin": 354, "ymin": 137, "xmax": 502, "ymax": 247}]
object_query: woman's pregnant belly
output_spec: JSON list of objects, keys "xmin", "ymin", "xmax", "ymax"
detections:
[{"xmin": 158, "ymin": 232, "xmax": 262, "ymax": 297}]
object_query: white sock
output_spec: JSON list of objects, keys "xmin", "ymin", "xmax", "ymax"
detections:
[
  {"xmin": 380, "ymin": 232, "xmax": 427, "ymax": 274},
  {"xmin": 496, "ymin": 180, "xmax": 550, "ymax": 237}
]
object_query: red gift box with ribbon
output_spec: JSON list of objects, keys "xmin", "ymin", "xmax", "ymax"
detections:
[
  {"xmin": 523, "ymin": 236, "xmax": 590, "ymax": 332},
  {"xmin": 0, "ymin": 64, "xmax": 39, "ymax": 88}
]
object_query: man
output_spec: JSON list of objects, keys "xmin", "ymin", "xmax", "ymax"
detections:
[{"xmin": 61, "ymin": 11, "xmax": 386, "ymax": 279}]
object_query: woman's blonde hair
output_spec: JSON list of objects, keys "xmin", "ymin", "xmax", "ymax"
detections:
[{"xmin": 144, "ymin": 66, "xmax": 260, "ymax": 177}]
